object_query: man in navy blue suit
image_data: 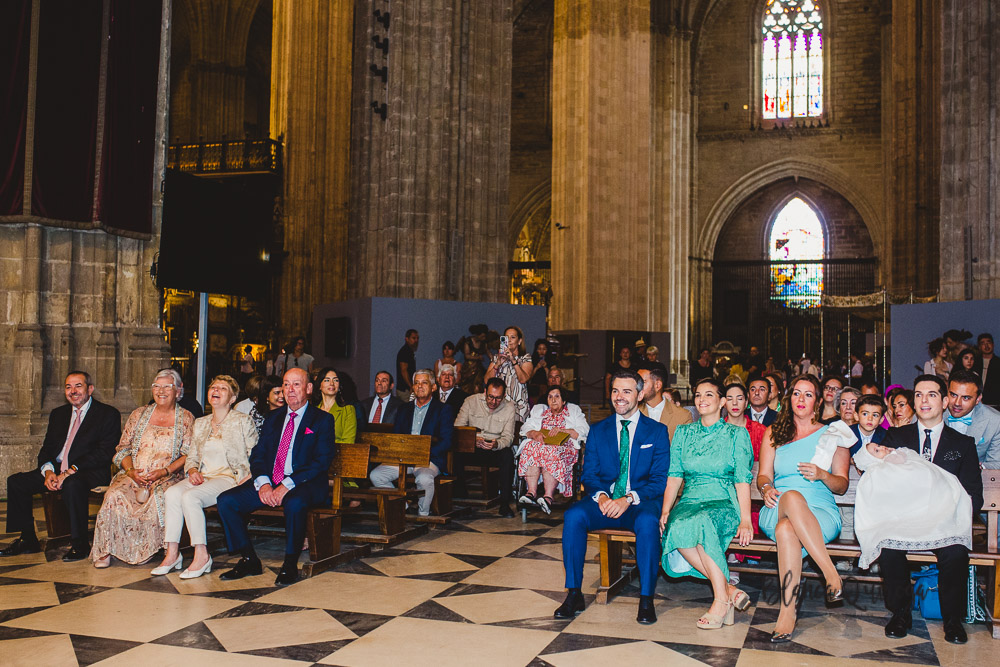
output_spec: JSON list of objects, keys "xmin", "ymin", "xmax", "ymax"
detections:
[
  {"xmin": 369, "ymin": 368, "xmax": 454, "ymax": 516},
  {"xmin": 555, "ymin": 369, "xmax": 671, "ymax": 624},
  {"xmin": 849, "ymin": 394, "xmax": 887, "ymax": 456},
  {"xmin": 217, "ymin": 368, "xmax": 336, "ymax": 585},
  {"xmin": 747, "ymin": 379, "xmax": 778, "ymax": 426}
]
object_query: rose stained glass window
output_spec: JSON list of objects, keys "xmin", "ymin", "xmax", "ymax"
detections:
[
  {"xmin": 762, "ymin": 0, "xmax": 823, "ymax": 119},
  {"xmin": 770, "ymin": 197, "xmax": 824, "ymax": 308}
]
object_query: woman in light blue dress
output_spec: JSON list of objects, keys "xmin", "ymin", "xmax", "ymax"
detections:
[{"xmin": 757, "ymin": 374, "xmax": 850, "ymax": 643}]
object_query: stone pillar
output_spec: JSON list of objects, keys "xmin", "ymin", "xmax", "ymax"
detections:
[
  {"xmin": 270, "ymin": 0, "xmax": 353, "ymax": 338},
  {"xmin": 170, "ymin": 0, "xmax": 261, "ymax": 142},
  {"xmin": 883, "ymin": 0, "xmax": 940, "ymax": 296},
  {"xmin": 939, "ymin": 0, "xmax": 1000, "ymax": 300},
  {"xmin": 348, "ymin": 0, "xmax": 512, "ymax": 303},
  {"xmin": 550, "ymin": 0, "xmax": 652, "ymax": 330},
  {"xmin": 651, "ymin": 14, "xmax": 693, "ymax": 378}
]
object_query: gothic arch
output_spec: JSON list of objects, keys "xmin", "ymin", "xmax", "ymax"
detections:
[
  {"xmin": 697, "ymin": 157, "xmax": 883, "ymax": 263},
  {"xmin": 508, "ymin": 178, "xmax": 552, "ymax": 259}
]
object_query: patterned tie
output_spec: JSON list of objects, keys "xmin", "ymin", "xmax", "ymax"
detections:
[
  {"xmin": 373, "ymin": 398, "xmax": 383, "ymax": 423},
  {"xmin": 612, "ymin": 420, "xmax": 631, "ymax": 499},
  {"xmin": 921, "ymin": 428, "xmax": 933, "ymax": 461},
  {"xmin": 272, "ymin": 411, "xmax": 297, "ymax": 484},
  {"xmin": 59, "ymin": 408, "xmax": 83, "ymax": 472}
]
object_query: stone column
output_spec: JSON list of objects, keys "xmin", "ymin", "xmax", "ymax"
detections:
[
  {"xmin": 939, "ymin": 0, "xmax": 1000, "ymax": 300},
  {"xmin": 270, "ymin": 0, "xmax": 354, "ymax": 337},
  {"xmin": 348, "ymin": 0, "xmax": 512, "ymax": 303},
  {"xmin": 651, "ymin": 14, "xmax": 693, "ymax": 378},
  {"xmin": 883, "ymin": 0, "xmax": 940, "ymax": 296},
  {"xmin": 550, "ymin": 0, "xmax": 653, "ymax": 331}
]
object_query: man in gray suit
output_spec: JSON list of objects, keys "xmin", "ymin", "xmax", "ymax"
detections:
[{"xmin": 947, "ymin": 369, "xmax": 1000, "ymax": 468}]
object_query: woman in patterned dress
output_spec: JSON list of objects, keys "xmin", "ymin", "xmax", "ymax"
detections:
[
  {"xmin": 485, "ymin": 325, "xmax": 534, "ymax": 421},
  {"xmin": 517, "ymin": 386, "xmax": 590, "ymax": 513},
  {"xmin": 91, "ymin": 369, "xmax": 194, "ymax": 567}
]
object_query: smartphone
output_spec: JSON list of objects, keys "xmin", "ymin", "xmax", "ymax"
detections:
[{"xmin": 500, "ymin": 335, "xmax": 509, "ymax": 354}]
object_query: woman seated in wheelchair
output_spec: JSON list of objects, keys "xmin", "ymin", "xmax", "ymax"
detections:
[{"xmin": 517, "ymin": 386, "xmax": 590, "ymax": 514}]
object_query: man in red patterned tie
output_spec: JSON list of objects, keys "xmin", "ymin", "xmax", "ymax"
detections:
[
  {"xmin": 2, "ymin": 371, "xmax": 120, "ymax": 561},
  {"xmin": 217, "ymin": 368, "xmax": 336, "ymax": 585}
]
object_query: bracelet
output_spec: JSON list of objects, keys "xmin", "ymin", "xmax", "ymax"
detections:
[{"xmin": 759, "ymin": 482, "xmax": 773, "ymax": 492}]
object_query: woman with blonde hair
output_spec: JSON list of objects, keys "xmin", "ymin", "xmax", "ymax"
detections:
[{"xmin": 152, "ymin": 375, "xmax": 257, "ymax": 579}]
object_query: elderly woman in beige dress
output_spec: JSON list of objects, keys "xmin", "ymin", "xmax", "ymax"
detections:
[
  {"xmin": 91, "ymin": 369, "xmax": 195, "ymax": 567},
  {"xmin": 151, "ymin": 375, "xmax": 257, "ymax": 579}
]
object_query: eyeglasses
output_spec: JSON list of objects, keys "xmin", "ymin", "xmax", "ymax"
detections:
[{"xmin": 151, "ymin": 383, "xmax": 175, "ymax": 390}]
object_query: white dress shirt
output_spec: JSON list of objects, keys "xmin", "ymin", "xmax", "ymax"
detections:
[
  {"xmin": 254, "ymin": 406, "xmax": 304, "ymax": 490},
  {"xmin": 593, "ymin": 411, "xmax": 642, "ymax": 506},
  {"xmin": 645, "ymin": 399, "xmax": 666, "ymax": 424},
  {"xmin": 440, "ymin": 388, "xmax": 453, "ymax": 403},
  {"xmin": 917, "ymin": 419, "xmax": 945, "ymax": 460},
  {"xmin": 40, "ymin": 398, "xmax": 93, "ymax": 476},
  {"xmin": 749, "ymin": 407, "xmax": 767, "ymax": 424}
]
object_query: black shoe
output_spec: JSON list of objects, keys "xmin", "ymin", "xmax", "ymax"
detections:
[
  {"xmin": 0, "ymin": 538, "xmax": 40, "ymax": 557},
  {"xmin": 498, "ymin": 503, "xmax": 514, "ymax": 518},
  {"xmin": 219, "ymin": 556, "xmax": 263, "ymax": 581},
  {"xmin": 275, "ymin": 562, "xmax": 298, "ymax": 586},
  {"xmin": 637, "ymin": 596, "xmax": 657, "ymax": 625},
  {"xmin": 553, "ymin": 591, "xmax": 585, "ymax": 619},
  {"xmin": 884, "ymin": 613, "xmax": 912, "ymax": 639},
  {"xmin": 62, "ymin": 546, "xmax": 89, "ymax": 562},
  {"xmin": 770, "ymin": 631, "xmax": 792, "ymax": 643},
  {"xmin": 943, "ymin": 619, "xmax": 967, "ymax": 644}
]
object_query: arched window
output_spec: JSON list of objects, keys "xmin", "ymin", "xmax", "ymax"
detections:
[
  {"xmin": 762, "ymin": 0, "xmax": 824, "ymax": 119},
  {"xmin": 769, "ymin": 197, "xmax": 825, "ymax": 308}
]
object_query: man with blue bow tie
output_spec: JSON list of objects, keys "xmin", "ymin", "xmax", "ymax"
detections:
[
  {"xmin": 947, "ymin": 369, "xmax": 1000, "ymax": 468},
  {"xmin": 555, "ymin": 369, "xmax": 670, "ymax": 624}
]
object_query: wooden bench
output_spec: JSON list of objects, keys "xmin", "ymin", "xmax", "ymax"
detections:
[
  {"xmin": 41, "ymin": 487, "xmax": 107, "ymax": 546},
  {"xmin": 204, "ymin": 441, "xmax": 375, "ymax": 576},
  {"xmin": 449, "ymin": 426, "xmax": 502, "ymax": 506},
  {"xmin": 591, "ymin": 467, "xmax": 1000, "ymax": 639}
]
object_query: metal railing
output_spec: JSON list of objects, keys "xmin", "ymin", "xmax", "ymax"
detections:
[{"xmin": 167, "ymin": 137, "xmax": 282, "ymax": 175}]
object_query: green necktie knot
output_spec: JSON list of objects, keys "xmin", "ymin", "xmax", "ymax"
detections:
[{"xmin": 612, "ymin": 420, "xmax": 631, "ymax": 499}]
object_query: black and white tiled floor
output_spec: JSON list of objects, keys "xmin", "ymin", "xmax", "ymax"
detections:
[{"xmin": 0, "ymin": 501, "xmax": 994, "ymax": 666}]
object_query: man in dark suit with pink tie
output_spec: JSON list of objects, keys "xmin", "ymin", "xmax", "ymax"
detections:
[{"xmin": 217, "ymin": 368, "xmax": 336, "ymax": 585}]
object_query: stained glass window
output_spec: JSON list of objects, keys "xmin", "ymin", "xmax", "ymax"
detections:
[
  {"xmin": 770, "ymin": 197, "xmax": 824, "ymax": 308},
  {"xmin": 762, "ymin": 0, "xmax": 823, "ymax": 120}
]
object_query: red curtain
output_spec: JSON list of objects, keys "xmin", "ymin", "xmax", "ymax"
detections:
[
  {"xmin": 30, "ymin": 0, "xmax": 103, "ymax": 222},
  {"xmin": 96, "ymin": 0, "xmax": 162, "ymax": 235},
  {"xmin": 0, "ymin": 0, "xmax": 31, "ymax": 216}
]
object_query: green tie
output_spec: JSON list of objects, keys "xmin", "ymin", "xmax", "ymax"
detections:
[{"xmin": 612, "ymin": 420, "xmax": 631, "ymax": 499}]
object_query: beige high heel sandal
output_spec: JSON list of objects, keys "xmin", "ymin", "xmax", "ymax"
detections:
[
  {"xmin": 696, "ymin": 600, "xmax": 734, "ymax": 629},
  {"xmin": 731, "ymin": 588, "xmax": 751, "ymax": 611}
]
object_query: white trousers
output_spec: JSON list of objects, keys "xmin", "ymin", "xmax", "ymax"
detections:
[
  {"xmin": 163, "ymin": 476, "xmax": 236, "ymax": 545},
  {"xmin": 369, "ymin": 463, "xmax": 439, "ymax": 516}
]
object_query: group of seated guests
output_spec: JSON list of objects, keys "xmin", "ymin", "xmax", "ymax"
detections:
[
  {"xmin": 5, "ymin": 351, "xmax": 996, "ymax": 646},
  {"xmin": 556, "ymin": 367, "xmax": 991, "ymax": 647},
  {"xmin": 1, "ymin": 324, "xmax": 594, "ymax": 583}
]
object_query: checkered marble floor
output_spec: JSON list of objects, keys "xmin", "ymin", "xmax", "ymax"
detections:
[{"xmin": 0, "ymin": 501, "xmax": 994, "ymax": 666}]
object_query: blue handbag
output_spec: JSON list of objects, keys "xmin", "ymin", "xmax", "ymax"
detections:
[{"xmin": 912, "ymin": 566, "xmax": 941, "ymax": 620}]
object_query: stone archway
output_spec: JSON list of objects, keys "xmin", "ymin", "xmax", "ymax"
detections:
[{"xmin": 509, "ymin": 179, "xmax": 551, "ymax": 306}]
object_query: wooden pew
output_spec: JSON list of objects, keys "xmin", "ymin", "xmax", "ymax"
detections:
[
  {"xmin": 590, "ymin": 467, "xmax": 1000, "ymax": 639},
  {"xmin": 341, "ymin": 432, "xmax": 436, "ymax": 541},
  {"xmin": 205, "ymin": 441, "xmax": 375, "ymax": 577},
  {"xmin": 449, "ymin": 426, "xmax": 500, "ymax": 507}
]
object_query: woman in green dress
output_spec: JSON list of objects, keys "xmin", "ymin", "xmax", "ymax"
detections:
[{"xmin": 659, "ymin": 377, "xmax": 754, "ymax": 629}]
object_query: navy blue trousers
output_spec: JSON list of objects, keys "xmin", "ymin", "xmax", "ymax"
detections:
[
  {"xmin": 216, "ymin": 480, "xmax": 326, "ymax": 556},
  {"xmin": 562, "ymin": 497, "xmax": 661, "ymax": 596}
]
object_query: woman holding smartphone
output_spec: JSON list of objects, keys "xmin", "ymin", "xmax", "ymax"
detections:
[{"xmin": 485, "ymin": 325, "xmax": 534, "ymax": 421}]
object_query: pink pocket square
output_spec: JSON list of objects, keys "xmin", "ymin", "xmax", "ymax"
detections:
[{"xmin": 305, "ymin": 428, "xmax": 314, "ymax": 434}]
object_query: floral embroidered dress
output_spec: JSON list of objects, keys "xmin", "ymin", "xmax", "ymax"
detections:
[
  {"xmin": 517, "ymin": 405, "xmax": 588, "ymax": 496},
  {"xmin": 91, "ymin": 405, "xmax": 194, "ymax": 564},
  {"xmin": 495, "ymin": 353, "xmax": 532, "ymax": 421},
  {"xmin": 661, "ymin": 419, "xmax": 753, "ymax": 580}
]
